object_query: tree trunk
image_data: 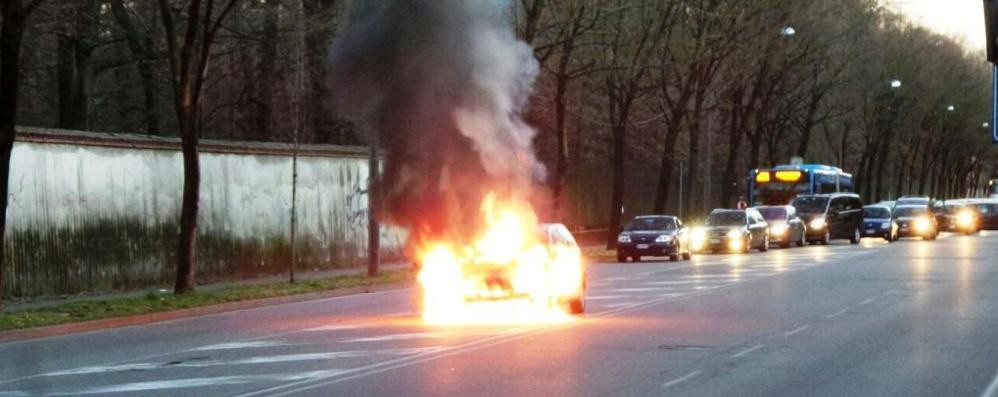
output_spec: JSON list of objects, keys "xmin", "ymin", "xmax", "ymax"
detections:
[
  {"xmin": 608, "ymin": 122, "xmax": 626, "ymax": 250},
  {"xmin": 720, "ymin": 101, "xmax": 743, "ymax": 208},
  {"xmin": 254, "ymin": 0, "xmax": 279, "ymax": 141},
  {"xmin": 0, "ymin": 0, "xmax": 37, "ymax": 310},
  {"xmin": 303, "ymin": 0, "xmax": 338, "ymax": 144},
  {"xmin": 110, "ymin": 0, "xmax": 160, "ymax": 134},
  {"xmin": 551, "ymin": 52, "xmax": 571, "ymax": 220},
  {"xmin": 653, "ymin": 114, "xmax": 685, "ymax": 214}
]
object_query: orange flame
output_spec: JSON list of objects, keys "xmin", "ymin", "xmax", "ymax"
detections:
[{"xmin": 416, "ymin": 193, "xmax": 583, "ymax": 325}]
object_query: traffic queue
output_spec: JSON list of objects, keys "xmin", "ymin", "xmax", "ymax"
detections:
[{"xmin": 614, "ymin": 193, "xmax": 998, "ymax": 263}]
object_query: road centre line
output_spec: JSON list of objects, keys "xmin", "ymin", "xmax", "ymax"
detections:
[
  {"xmin": 825, "ymin": 309, "xmax": 847, "ymax": 319},
  {"xmin": 662, "ymin": 370, "xmax": 702, "ymax": 389},
  {"xmin": 783, "ymin": 325, "xmax": 810, "ymax": 337},
  {"xmin": 235, "ymin": 259, "xmax": 841, "ymax": 397},
  {"xmin": 730, "ymin": 345, "xmax": 764, "ymax": 358}
]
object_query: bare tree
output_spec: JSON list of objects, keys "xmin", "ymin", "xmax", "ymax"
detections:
[
  {"xmin": 158, "ymin": 0, "xmax": 239, "ymax": 294},
  {"xmin": 0, "ymin": 0, "xmax": 46, "ymax": 310}
]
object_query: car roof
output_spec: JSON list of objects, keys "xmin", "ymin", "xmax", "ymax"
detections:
[
  {"xmin": 633, "ymin": 215, "xmax": 677, "ymax": 219},
  {"xmin": 894, "ymin": 204, "xmax": 928, "ymax": 209},
  {"xmin": 753, "ymin": 205, "xmax": 790, "ymax": 209},
  {"xmin": 864, "ymin": 205, "xmax": 890, "ymax": 209},
  {"xmin": 794, "ymin": 193, "xmax": 860, "ymax": 199}
]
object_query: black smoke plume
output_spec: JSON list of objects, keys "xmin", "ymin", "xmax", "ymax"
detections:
[{"xmin": 331, "ymin": 0, "xmax": 544, "ymax": 246}]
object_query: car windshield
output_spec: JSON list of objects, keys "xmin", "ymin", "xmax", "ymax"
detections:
[
  {"xmin": 864, "ymin": 207, "xmax": 890, "ymax": 219},
  {"xmin": 791, "ymin": 197, "xmax": 828, "ymax": 214},
  {"xmin": 972, "ymin": 203, "xmax": 996, "ymax": 214},
  {"xmin": 897, "ymin": 198, "xmax": 928, "ymax": 206},
  {"xmin": 894, "ymin": 207, "xmax": 928, "ymax": 217},
  {"xmin": 706, "ymin": 212, "xmax": 745, "ymax": 226},
  {"xmin": 625, "ymin": 217, "xmax": 676, "ymax": 231},
  {"xmin": 756, "ymin": 207, "xmax": 787, "ymax": 221}
]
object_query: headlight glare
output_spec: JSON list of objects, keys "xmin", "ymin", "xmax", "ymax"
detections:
[
  {"xmin": 880, "ymin": 222, "xmax": 891, "ymax": 229},
  {"xmin": 617, "ymin": 234, "xmax": 631, "ymax": 243},
  {"xmin": 655, "ymin": 234, "xmax": 672, "ymax": 243},
  {"xmin": 810, "ymin": 217, "xmax": 826, "ymax": 230},
  {"xmin": 771, "ymin": 223, "xmax": 788, "ymax": 235},
  {"xmin": 727, "ymin": 229, "xmax": 742, "ymax": 239}
]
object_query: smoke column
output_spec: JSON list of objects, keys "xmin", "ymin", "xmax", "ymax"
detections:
[{"xmin": 331, "ymin": 0, "xmax": 544, "ymax": 246}]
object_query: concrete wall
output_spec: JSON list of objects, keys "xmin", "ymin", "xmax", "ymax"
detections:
[{"xmin": 4, "ymin": 127, "xmax": 403, "ymax": 298}]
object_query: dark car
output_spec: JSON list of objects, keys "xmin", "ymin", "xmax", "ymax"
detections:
[
  {"xmin": 616, "ymin": 216, "xmax": 692, "ymax": 262},
  {"xmin": 931, "ymin": 200, "xmax": 981, "ymax": 234},
  {"xmin": 862, "ymin": 205, "xmax": 898, "ymax": 242},
  {"xmin": 791, "ymin": 193, "xmax": 863, "ymax": 245},
  {"xmin": 754, "ymin": 205, "xmax": 806, "ymax": 248},
  {"xmin": 692, "ymin": 209, "xmax": 769, "ymax": 254},
  {"xmin": 894, "ymin": 205, "xmax": 939, "ymax": 240},
  {"xmin": 967, "ymin": 199, "xmax": 998, "ymax": 230}
]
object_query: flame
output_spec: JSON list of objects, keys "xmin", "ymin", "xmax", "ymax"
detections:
[{"xmin": 416, "ymin": 193, "xmax": 583, "ymax": 325}]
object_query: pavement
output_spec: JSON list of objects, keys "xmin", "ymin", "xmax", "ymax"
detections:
[{"xmin": 1, "ymin": 232, "xmax": 997, "ymax": 396}]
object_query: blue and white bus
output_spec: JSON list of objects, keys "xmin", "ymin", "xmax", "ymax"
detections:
[{"xmin": 748, "ymin": 164, "xmax": 854, "ymax": 206}]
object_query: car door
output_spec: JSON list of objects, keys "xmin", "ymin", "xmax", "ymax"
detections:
[
  {"xmin": 748, "ymin": 211, "xmax": 766, "ymax": 245},
  {"xmin": 828, "ymin": 197, "xmax": 846, "ymax": 238}
]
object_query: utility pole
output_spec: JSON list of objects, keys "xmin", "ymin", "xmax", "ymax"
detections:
[
  {"xmin": 367, "ymin": 141, "xmax": 380, "ymax": 277},
  {"xmin": 289, "ymin": 0, "xmax": 306, "ymax": 284}
]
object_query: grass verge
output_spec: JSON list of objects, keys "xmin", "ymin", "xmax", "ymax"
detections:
[{"xmin": 0, "ymin": 269, "xmax": 413, "ymax": 331}]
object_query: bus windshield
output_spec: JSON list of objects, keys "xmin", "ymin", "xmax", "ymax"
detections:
[{"xmin": 756, "ymin": 179, "xmax": 810, "ymax": 206}]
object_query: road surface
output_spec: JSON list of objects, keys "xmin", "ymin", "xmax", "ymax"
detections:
[{"xmin": 2, "ymin": 233, "xmax": 998, "ymax": 396}]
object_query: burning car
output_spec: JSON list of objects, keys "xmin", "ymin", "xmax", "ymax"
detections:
[{"xmin": 416, "ymin": 195, "xmax": 586, "ymax": 325}]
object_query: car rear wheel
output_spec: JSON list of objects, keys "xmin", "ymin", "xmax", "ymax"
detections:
[
  {"xmin": 850, "ymin": 227, "xmax": 860, "ymax": 244},
  {"xmin": 682, "ymin": 252, "xmax": 692, "ymax": 260},
  {"xmin": 796, "ymin": 230, "xmax": 806, "ymax": 247},
  {"xmin": 631, "ymin": 255, "xmax": 641, "ymax": 262},
  {"xmin": 616, "ymin": 252, "xmax": 626, "ymax": 263},
  {"xmin": 820, "ymin": 230, "xmax": 831, "ymax": 245},
  {"xmin": 670, "ymin": 253, "xmax": 680, "ymax": 262}
]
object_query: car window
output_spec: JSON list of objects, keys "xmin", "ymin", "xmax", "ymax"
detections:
[
  {"xmin": 864, "ymin": 207, "xmax": 890, "ymax": 218},
  {"xmin": 791, "ymin": 197, "xmax": 829, "ymax": 214},
  {"xmin": 706, "ymin": 212, "xmax": 746, "ymax": 226},
  {"xmin": 757, "ymin": 207, "xmax": 787, "ymax": 221},
  {"xmin": 894, "ymin": 207, "xmax": 928, "ymax": 217},
  {"xmin": 625, "ymin": 217, "xmax": 676, "ymax": 231},
  {"xmin": 829, "ymin": 198, "xmax": 846, "ymax": 213}
]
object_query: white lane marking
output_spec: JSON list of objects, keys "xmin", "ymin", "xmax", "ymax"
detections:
[
  {"xmin": 39, "ymin": 370, "xmax": 345, "ymax": 396},
  {"xmin": 340, "ymin": 333, "xmax": 442, "ymax": 343},
  {"xmin": 730, "ymin": 344, "xmax": 764, "ymax": 358},
  {"xmin": 658, "ymin": 293, "xmax": 687, "ymax": 298},
  {"xmin": 585, "ymin": 295, "xmax": 634, "ymax": 301},
  {"xmin": 783, "ymin": 325, "xmax": 810, "ymax": 337},
  {"xmin": 825, "ymin": 309, "xmax": 847, "ymax": 319},
  {"xmin": 694, "ymin": 286, "xmax": 723, "ymax": 290},
  {"xmin": 859, "ymin": 298, "xmax": 875, "ymax": 306},
  {"xmin": 609, "ymin": 288, "xmax": 667, "ymax": 293},
  {"xmin": 981, "ymin": 364, "xmax": 998, "ymax": 397},
  {"xmin": 604, "ymin": 276, "xmax": 634, "ymax": 281},
  {"xmin": 643, "ymin": 280, "xmax": 701, "ymax": 285},
  {"xmin": 681, "ymin": 274, "xmax": 743, "ymax": 279},
  {"xmin": 883, "ymin": 289, "xmax": 897, "ymax": 296},
  {"xmin": 662, "ymin": 370, "xmax": 702, "ymax": 389},
  {"xmin": 193, "ymin": 341, "xmax": 292, "ymax": 351},
  {"xmin": 603, "ymin": 302, "xmax": 642, "ymax": 309},
  {"xmin": 238, "ymin": 248, "xmax": 885, "ymax": 397},
  {"xmin": 40, "ymin": 348, "xmax": 440, "ymax": 377},
  {"xmin": 303, "ymin": 324, "xmax": 368, "ymax": 332}
]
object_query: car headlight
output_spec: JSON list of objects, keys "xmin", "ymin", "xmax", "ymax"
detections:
[
  {"xmin": 655, "ymin": 234, "xmax": 672, "ymax": 243},
  {"xmin": 956, "ymin": 211, "xmax": 974, "ymax": 227},
  {"xmin": 880, "ymin": 222, "xmax": 891, "ymax": 229},
  {"xmin": 913, "ymin": 217, "xmax": 930, "ymax": 232},
  {"xmin": 727, "ymin": 229, "xmax": 743, "ymax": 239},
  {"xmin": 770, "ymin": 223, "xmax": 788, "ymax": 235},
  {"xmin": 810, "ymin": 217, "xmax": 826, "ymax": 230},
  {"xmin": 617, "ymin": 234, "xmax": 631, "ymax": 243}
]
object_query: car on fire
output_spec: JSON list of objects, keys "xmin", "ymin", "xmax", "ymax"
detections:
[
  {"xmin": 616, "ymin": 215, "xmax": 692, "ymax": 263},
  {"xmin": 894, "ymin": 205, "xmax": 939, "ymax": 240},
  {"xmin": 862, "ymin": 204, "xmax": 898, "ymax": 242},
  {"xmin": 691, "ymin": 208, "xmax": 769, "ymax": 254},
  {"xmin": 539, "ymin": 223, "xmax": 587, "ymax": 314},
  {"xmin": 753, "ymin": 205, "xmax": 807, "ymax": 248}
]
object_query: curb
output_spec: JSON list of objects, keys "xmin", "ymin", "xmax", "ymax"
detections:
[{"xmin": 0, "ymin": 281, "xmax": 413, "ymax": 344}]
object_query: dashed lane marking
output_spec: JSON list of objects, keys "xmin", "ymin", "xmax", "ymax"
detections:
[
  {"xmin": 662, "ymin": 370, "xmax": 702, "ymax": 389},
  {"xmin": 731, "ymin": 344, "xmax": 764, "ymax": 358},
  {"xmin": 859, "ymin": 298, "xmax": 875, "ymax": 306},
  {"xmin": 783, "ymin": 325, "xmax": 810, "ymax": 337},
  {"xmin": 825, "ymin": 309, "xmax": 847, "ymax": 319}
]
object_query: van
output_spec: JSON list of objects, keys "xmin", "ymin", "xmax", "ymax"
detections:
[{"xmin": 790, "ymin": 193, "xmax": 864, "ymax": 245}]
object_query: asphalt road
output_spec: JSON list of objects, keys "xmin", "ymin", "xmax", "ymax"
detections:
[{"xmin": 2, "ymin": 232, "xmax": 998, "ymax": 396}]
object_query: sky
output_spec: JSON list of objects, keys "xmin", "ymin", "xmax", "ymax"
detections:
[{"xmin": 885, "ymin": 0, "xmax": 986, "ymax": 52}]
